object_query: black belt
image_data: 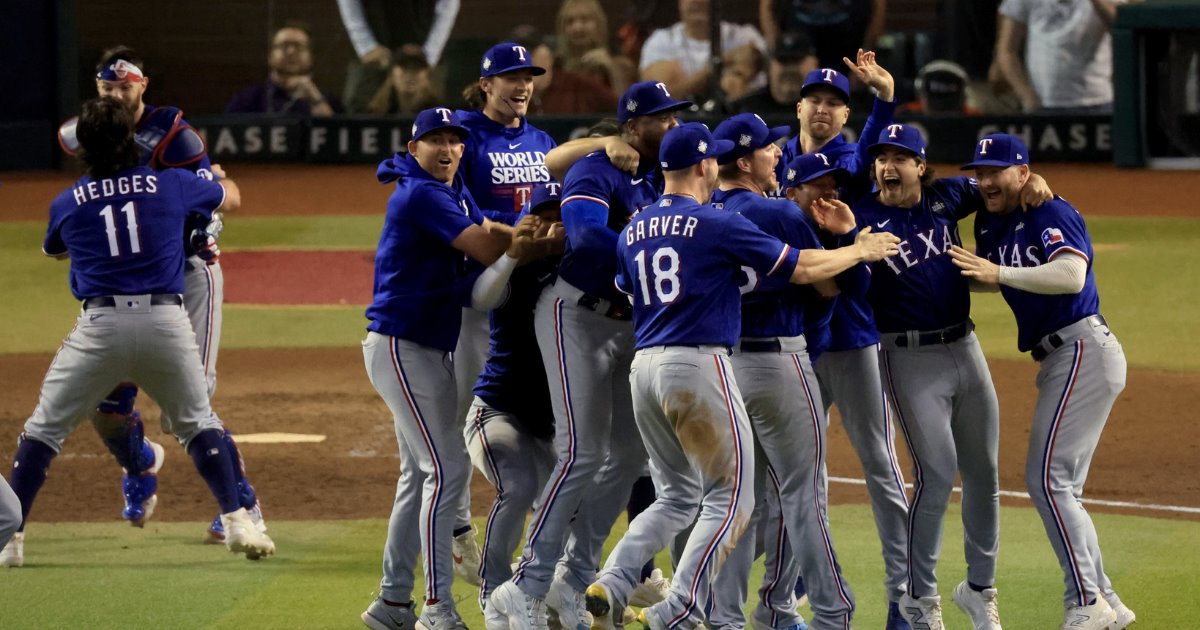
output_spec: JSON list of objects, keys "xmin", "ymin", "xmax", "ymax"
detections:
[
  {"xmin": 1031, "ymin": 315, "xmax": 1107, "ymax": 362},
  {"xmin": 576, "ymin": 293, "xmax": 632, "ymax": 321},
  {"xmin": 83, "ymin": 294, "xmax": 183, "ymax": 310},
  {"xmin": 886, "ymin": 320, "xmax": 973, "ymax": 348},
  {"xmin": 740, "ymin": 339, "xmax": 783, "ymax": 353}
]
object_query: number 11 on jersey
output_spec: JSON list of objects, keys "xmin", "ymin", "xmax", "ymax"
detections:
[{"xmin": 99, "ymin": 201, "xmax": 141, "ymax": 257}]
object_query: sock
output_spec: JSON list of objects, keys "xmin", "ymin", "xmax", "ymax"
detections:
[
  {"xmin": 222, "ymin": 430, "xmax": 260, "ymax": 509},
  {"xmin": 10, "ymin": 435, "xmax": 57, "ymax": 532},
  {"xmin": 187, "ymin": 429, "xmax": 241, "ymax": 513},
  {"xmin": 452, "ymin": 524, "xmax": 473, "ymax": 538},
  {"xmin": 969, "ymin": 582, "xmax": 992, "ymax": 592}
]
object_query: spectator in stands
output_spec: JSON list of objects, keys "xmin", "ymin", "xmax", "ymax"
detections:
[
  {"xmin": 993, "ymin": 0, "xmax": 1122, "ymax": 113},
  {"xmin": 733, "ymin": 30, "xmax": 820, "ymax": 117},
  {"xmin": 760, "ymin": 0, "xmax": 887, "ymax": 69},
  {"xmin": 225, "ymin": 24, "xmax": 344, "ymax": 117},
  {"xmin": 336, "ymin": 0, "xmax": 459, "ymax": 113},
  {"xmin": 364, "ymin": 49, "xmax": 441, "ymax": 115},
  {"xmin": 897, "ymin": 60, "xmax": 982, "ymax": 115},
  {"xmin": 640, "ymin": 0, "xmax": 768, "ymax": 101},
  {"xmin": 555, "ymin": 0, "xmax": 637, "ymax": 99},
  {"xmin": 494, "ymin": 25, "xmax": 617, "ymax": 114}
]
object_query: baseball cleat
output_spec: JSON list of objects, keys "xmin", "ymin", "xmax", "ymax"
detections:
[
  {"xmin": 121, "ymin": 439, "xmax": 165, "ymax": 527},
  {"xmin": 951, "ymin": 580, "xmax": 1001, "ymax": 629},
  {"xmin": 221, "ymin": 507, "xmax": 275, "ymax": 560},
  {"xmin": 416, "ymin": 600, "xmax": 468, "ymax": 630},
  {"xmin": 452, "ymin": 525, "xmax": 482, "ymax": 587},
  {"xmin": 899, "ymin": 593, "xmax": 944, "ymax": 630},
  {"xmin": 205, "ymin": 500, "xmax": 267, "ymax": 544},
  {"xmin": 886, "ymin": 601, "xmax": 913, "ymax": 630},
  {"xmin": 491, "ymin": 581, "xmax": 550, "ymax": 630},
  {"xmin": 1, "ymin": 532, "xmax": 24, "ymax": 568},
  {"xmin": 483, "ymin": 598, "xmax": 510, "ymax": 630},
  {"xmin": 1060, "ymin": 599, "xmax": 1117, "ymax": 630},
  {"xmin": 1110, "ymin": 603, "xmax": 1136, "ymax": 629},
  {"xmin": 362, "ymin": 597, "xmax": 418, "ymax": 630},
  {"xmin": 547, "ymin": 576, "xmax": 592, "ymax": 630},
  {"xmin": 628, "ymin": 568, "xmax": 670, "ymax": 608}
]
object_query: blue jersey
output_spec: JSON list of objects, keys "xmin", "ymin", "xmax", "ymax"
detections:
[
  {"xmin": 854, "ymin": 176, "xmax": 984, "ymax": 333},
  {"xmin": 473, "ymin": 259, "xmax": 558, "ymax": 440},
  {"xmin": 974, "ymin": 197, "xmax": 1100, "ymax": 352},
  {"xmin": 615, "ymin": 194, "xmax": 800, "ymax": 349},
  {"xmin": 456, "ymin": 110, "xmax": 556, "ymax": 216},
  {"xmin": 560, "ymin": 152, "xmax": 663, "ymax": 302},
  {"xmin": 818, "ymin": 227, "xmax": 879, "ymax": 353},
  {"xmin": 777, "ymin": 97, "xmax": 896, "ymax": 200},
  {"xmin": 710, "ymin": 188, "xmax": 822, "ymax": 339},
  {"xmin": 44, "ymin": 167, "xmax": 224, "ymax": 300},
  {"xmin": 366, "ymin": 153, "xmax": 485, "ymax": 352}
]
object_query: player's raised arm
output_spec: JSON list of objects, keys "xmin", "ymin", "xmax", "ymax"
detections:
[{"xmin": 789, "ymin": 225, "xmax": 899, "ymax": 285}]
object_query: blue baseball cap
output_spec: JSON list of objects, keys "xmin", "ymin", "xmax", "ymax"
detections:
[
  {"xmin": 713, "ymin": 113, "xmax": 791, "ymax": 165},
  {"xmin": 869, "ymin": 124, "xmax": 927, "ymax": 160},
  {"xmin": 480, "ymin": 42, "xmax": 546, "ymax": 78},
  {"xmin": 961, "ymin": 133, "xmax": 1030, "ymax": 170},
  {"xmin": 618, "ymin": 81, "xmax": 693, "ymax": 123},
  {"xmin": 411, "ymin": 107, "xmax": 470, "ymax": 141},
  {"xmin": 781, "ymin": 153, "xmax": 850, "ymax": 190},
  {"xmin": 658, "ymin": 122, "xmax": 736, "ymax": 171},
  {"xmin": 528, "ymin": 181, "xmax": 562, "ymax": 213},
  {"xmin": 800, "ymin": 68, "xmax": 851, "ymax": 103}
]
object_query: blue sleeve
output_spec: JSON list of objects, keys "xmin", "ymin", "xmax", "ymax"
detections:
[
  {"xmin": 167, "ymin": 169, "xmax": 225, "ymax": 219},
  {"xmin": 1034, "ymin": 200, "xmax": 1092, "ymax": 263},
  {"xmin": 721, "ymin": 212, "xmax": 800, "ymax": 278},
  {"xmin": 399, "ymin": 185, "xmax": 478, "ymax": 246},
  {"xmin": 937, "ymin": 175, "xmax": 984, "ymax": 220},
  {"xmin": 850, "ymin": 97, "xmax": 897, "ymax": 184},
  {"xmin": 561, "ymin": 160, "xmax": 615, "ymax": 241},
  {"xmin": 561, "ymin": 197, "xmax": 612, "ymax": 247},
  {"xmin": 42, "ymin": 198, "xmax": 68, "ymax": 255},
  {"xmin": 481, "ymin": 208, "xmax": 520, "ymax": 225}
]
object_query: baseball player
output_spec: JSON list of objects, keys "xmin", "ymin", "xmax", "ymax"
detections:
[
  {"xmin": 489, "ymin": 81, "xmax": 691, "ymax": 630},
  {"xmin": 853, "ymin": 124, "xmax": 1051, "ymax": 630},
  {"xmin": 464, "ymin": 181, "xmax": 564, "ymax": 628},
  {"xmin": 584, "ymin": 122, "xmax": 898, "ymax": 630},
  {"xmin": 0, "ymin": 97, "xmax": 273, "ymax": 568},
  {"xmin": 775, "ymin": 52, "xmax": 916, "ymax": 629},
  {"xmin": 0, "ymin": 476, "xmax": 18, "ymax": 556},
  {"xmin": 57, "ymin": 46, "xmax": 265, "ymax": 541},
  {"xmin": 950, "ymin": 134, "xmax": 1136, "ymax": 630},
  {"xmin": 450, "ymin": 42, "xmax": 560, "ymax": 585},
  {"xmin": 359, "ymin": 107, "xmax": 550, "ymax": 630}
]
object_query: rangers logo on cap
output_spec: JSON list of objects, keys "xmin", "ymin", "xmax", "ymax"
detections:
[{"xmin": 739, "ymin": 134, "xmax": 752, "ymax": 147}]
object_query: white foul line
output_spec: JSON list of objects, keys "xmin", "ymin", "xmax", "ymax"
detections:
[{"xmin": 828, "ymin": 476, "xmax": 1200, "ymax": 515}]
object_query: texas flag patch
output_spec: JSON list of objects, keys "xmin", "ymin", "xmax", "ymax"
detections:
[{"xmin": 1041, "ymin": 227, "xmax": 1065, "ymax": 247}]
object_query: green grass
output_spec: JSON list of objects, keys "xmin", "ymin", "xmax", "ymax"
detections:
[
  {"xmin": 1, "ymin": 504, "xmax": 1195, "ymax": 628},
  {"xmin": 3, "ymin": 215, "xmax": 1199, "ymax": 370}
]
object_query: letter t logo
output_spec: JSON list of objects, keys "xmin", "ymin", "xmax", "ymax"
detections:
[
  {"xmin": 887, "ymin": 124, "xmax": 904, "ymax": 139},
  {"xmin": 979, "ymin": 138, "xmax": 993, "ymax": 155}
]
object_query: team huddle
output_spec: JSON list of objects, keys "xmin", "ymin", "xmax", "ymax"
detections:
[{"xmin": 0, "ymin": 40, "xmax": 1133, "ymax": 630}]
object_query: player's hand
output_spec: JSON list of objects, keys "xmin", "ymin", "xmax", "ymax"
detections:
[
  {"xmin": 1019, "ymin": 173, "xmax": 1053, "ymax": 209},
  {"xmin": 843, "ymin": 49, "xmax": 895, "ymax": 102},
  {"xmin": 949, "ymin": 245, "xmax": 1001, "ymax": 284},
  {"xmin": 190, "ymin": 228, "xmax": 222, "ymax": 264},
  {"xmin": 505, "ymin": 214, "xmax": 541, "ymax": 261},
  {"xmin": 289, "ymin": 76, "xmax": 325, "ymax": 104},
  {"xmin": 604, "ymin": 136, "xmax": 640, "ymax": 174},
  {"xmin": 533, "ymin": 220, "xmax": 567, "ymax": 256},
  {"xmin": 853, "ymin": 225, "xmax": 901, "ymax": 261},
  {"xmin": 811, "ymin": 198, "xmax": 856, "ymax": 236},
  {"xmin": 483, "ymin": 217, "xmax": 515, "ymax": 238},
  {"xmin": 361, "ymin": 45, "xmax": 392, "ymax": 68},
  {"xmin": 210, "ymin": 163, "xmax": 228, "ymax": 180}
]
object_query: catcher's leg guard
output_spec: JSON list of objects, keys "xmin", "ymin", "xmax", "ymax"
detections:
[{"xmin": 93, "ymin": 384, "xmax": 155, "ymax": 474}]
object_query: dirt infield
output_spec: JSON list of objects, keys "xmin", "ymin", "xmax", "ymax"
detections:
[
  {"xmin": 1, "ymin": 347, "xmax": 1196, "ymax": 525},
  {"xmin": 1, "ymin": 161, "xmax": 1197, "ymax": 527}
]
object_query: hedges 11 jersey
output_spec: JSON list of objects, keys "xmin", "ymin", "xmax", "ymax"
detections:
[
  {"xmin": 973, "ymin": 196, "xmax": 1100, "ymax": 351},
  {"xmin": 615, "ymin": 194, "xmax": 800, "ymax": 349},
  {"xmin": 44, "ymin": 166, "xmax": 225, "ymax": 300}
]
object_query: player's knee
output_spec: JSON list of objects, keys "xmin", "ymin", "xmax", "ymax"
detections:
[{"xmin": 920, "ymin": 461, "xmax": 959, "ymax": 493}]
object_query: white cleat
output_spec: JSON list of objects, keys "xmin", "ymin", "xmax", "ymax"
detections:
[
  {"xmin": 629, "ymin": 568, "xmax": 670, "ymax": 608},
  {"xmin": 1, "ymin": 532, "xmax": 24, "ymax": 568},
  {"xmin": 221, "ymin": 507, "xmax": 276, "ymax": 560},
  {"xmin": 952, "ymin": 580, "xmax": 1002, "ymax": 629},
  {"xmin": 483, "ymin": 598, "xmax": 510, "ymax": 630},
  {"xmin": 452, "ymin": 526, "xmax": 482, "ymax": 587},
  {"xmin": 491, "ymin": 581, "xmax": 550, "ymax": 630},
  {"xmin": 546, "ymin": 576, "xmax": 593, "ymax": 630},
  {"xmin": 899, "ymin": 593, "xmax": 944, "ymax": 630},
  {"xmin": 1061, "ymin": 599, "xmax": 1117, "ymax": 630},
  {"xmin": 417, "ymin": 600, "xmax": 468, "ymax": 630},
  {"xmin": 1110, "ymin": 603, "xmax": 1136, "ymax": 629}
]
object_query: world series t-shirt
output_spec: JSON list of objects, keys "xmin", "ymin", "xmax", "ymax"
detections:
[
  {"xmin": 616, "ymin": 194, "xmax": 800, "ymax": 349},
  {"xmin": 973, "ymin": 196, "xmax": 1100, "ymax": 351},
  {"xmin": 44, "ymin": 166, "xmax": 224, "ymax": 300},
  {"xmin": 456, "ymin": 110, "xmax": 557, "ymax": 215}
]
